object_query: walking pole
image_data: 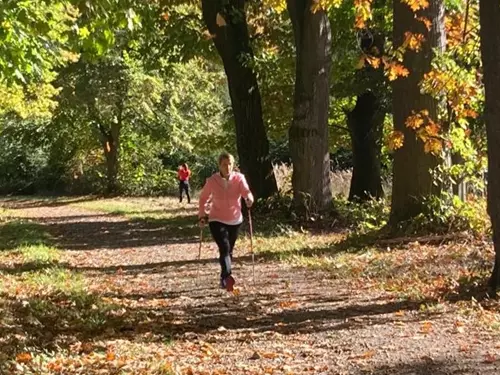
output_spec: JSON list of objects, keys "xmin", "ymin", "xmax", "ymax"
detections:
[
  {"xmin": 196, "ymin": 224, "xmax": 203, "ymax": 284},
  {"xmin": 248, "ymin": 209, "xmax": 255, "ymax": 287}
]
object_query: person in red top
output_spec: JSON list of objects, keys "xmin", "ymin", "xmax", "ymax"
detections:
[{"xmin": 177, "ymin": 163, "xmax": 191, "ymax": 203}]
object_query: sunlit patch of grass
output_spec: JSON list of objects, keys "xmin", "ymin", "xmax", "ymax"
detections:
[
  {"xmin": 0, "ymin": 207, "xmax": 14, "ymax": 218},
  {"xmin": 276, "ymin": 234, "xmax": 500, "ymax": 329},
  {"xmin": 243, "ymin": 230, "xmax": 342, "ymax": 261},
  {"xmin": 19, "ymin": 244, "xmax": 60, "ymax": 264},
  {"xmin": 23, "ymin": 267, "xmax": 86, "ymax": 294},
  {"xmin": 71, "ymin": 197, "xmax": 194, "ymax": 220}
]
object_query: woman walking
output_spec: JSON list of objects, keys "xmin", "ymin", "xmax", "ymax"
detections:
[
  {"xmin": 178, "ymin": 163, "xmax": 191, "ymax": 203},
  {"xmin": 198, "ymin": 152, "xmax": 253, "ymax": 291}
]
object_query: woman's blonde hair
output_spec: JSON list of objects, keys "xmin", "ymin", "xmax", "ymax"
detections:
[{"xmin": 218, "ymin": 152, "xmax": 235, "ymax": 165}]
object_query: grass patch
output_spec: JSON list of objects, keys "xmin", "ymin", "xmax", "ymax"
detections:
[
  {"xmin": 19, "ymin": 244, "xmax": 60, "ymax": 264},
  {"xmin": 71, "ymin": 197, "xmax": 191, "ymax": 220},
  {"xmin": 0, "ymin": 220, "xmax": 52, "ymax": 251},
  {"xmin": 269, "ymin": 233, "xmax": 500, "ymax": 329}
]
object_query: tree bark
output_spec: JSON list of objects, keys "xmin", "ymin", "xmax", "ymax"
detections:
[
  {"xmin": 347, "ymin": 92, "xmax": 384, "ymax": 201},
  {"xmin": 479, "ymin": 0, "xmax": 500, "ymax": 293},
  {"xmin": 98, "ymin": 121, "xmax": 120, "ymax": 195},
  {"xmin": 286, "ymin": 0, "xmax": 332, "ymax": 213},
  {"xmin": 201, "ymin": 0, "xmax": 278, "ymax": 200},
  {"xmin": 390, "ymin": 0, "xmax": 446, "ymax": 224}
]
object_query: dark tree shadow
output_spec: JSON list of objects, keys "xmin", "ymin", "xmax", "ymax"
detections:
[
  {"xmin": 0, "ymin": 220, "xmax": 52, "ymax": 251},
  {"xmin": 0, "ymin": 196, "xmax": 99, "ymax": 209},
  {"xmin": 368, "ymin": 357, "xmax": 499, "ymax": 375},
  {"xmin": 36, "ymin": 214, "xmax": 202, "ymax": 251}
]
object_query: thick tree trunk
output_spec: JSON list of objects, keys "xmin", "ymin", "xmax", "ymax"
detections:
[
  {"xmin": 286, "ymin": 0, "xmax": 332, "ymax": 213},
  {"xmin": 347, "ymin": 92, "xmax": 384, "ymax": 201},
  {"xmin": 201, "ymin": 0, "xmax": 277, "ymax": 200},
  {"xmin": 479, "ymin": 0, "xmax": 500, "ymax": 293},
  {"xmin": 390, "ymin": 0, "xmax": 446, "ymax": 224}
]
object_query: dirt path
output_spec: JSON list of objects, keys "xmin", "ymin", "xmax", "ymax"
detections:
[{"xmin": 5, "ymin": 199, "xmax": 500, "ymax": 374}]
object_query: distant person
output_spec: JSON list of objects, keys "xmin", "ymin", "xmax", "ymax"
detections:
[
  {"xmin": 177, "ymin": 163, "xmax": 191, "ymax": 203},
  {"xmin": 198, "ymin": 152, "xmax": 254, "ymax": 292}
]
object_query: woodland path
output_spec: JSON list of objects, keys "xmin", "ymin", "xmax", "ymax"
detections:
[{"xmin": 2, "ymin": 197, "xmax": 499, "ymax": 375}]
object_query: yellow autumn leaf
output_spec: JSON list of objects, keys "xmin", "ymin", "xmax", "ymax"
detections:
[
  {"xmin": 263, "ymin": 0, "xmax": 287, "ymax": 13},
  {"xmin": 386, "ymin": 62, "xmax": 409, "ymax": 81},
  {"xmin": 354, "ymin": 0, "xmax": 373, "ymax": 29},
  {"xmin": 424, "ymin": 138, "xmax": 443, "ymax": 155},
  {"xmin": 366, "ymin": 56, "xmax": 381, "ymax": 68},
  {"xmin": 417, "ymin": 16, "xmax": 432, "ymax": 31},
  {"xmin": 402, "ymin": 0, "xmax": 430, "ymax": 12},
  {"xmin": 405, "ymin": 113, "xmax": 425, "ymax": 129},
  {"xmin": 404, "ymin": 32, "xmax": 426, "ymax": 52},
  {"xmin": 388, "ymin": 131, "xmax": 405, "ymax": 150},
  {"xmin": 425, "ymin": 121, "xmax": 440, "ymax": 137}
]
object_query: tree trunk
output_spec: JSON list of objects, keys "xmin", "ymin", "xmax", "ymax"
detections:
[
  {"xmin": 286, "ymin": 0, "xmax": 332, "ymax": 213},
  {"xmin": 201, "ymin": 0, "xmax": 277, "ymax": 200},
  {"xmin": 479, "ymin": 0, "xmax": 500, "ymax": 293},
  {"xmin": 347, "ymin": 92, "xmax": 384, "ymax": 201},
  {"xmin": 99, "ymin": 121, "xmax": 120, "ymax": 195},
  {"xmin": 390, "ymin": 0, "xmax": 446, "ymax": 224}
]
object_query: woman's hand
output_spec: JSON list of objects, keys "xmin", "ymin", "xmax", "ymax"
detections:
[
  {"xmin": 245, "ymin": 197, "xmax": 253, "ymax": 208},
  {"xmin": 199, "ymin": 217, "xmax": 207, "ymax": 228}
]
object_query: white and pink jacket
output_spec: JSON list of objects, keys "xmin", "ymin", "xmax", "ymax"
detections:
[{"xmin": 198, "ymin": 172, "xmax": 254, "ymax": 225}]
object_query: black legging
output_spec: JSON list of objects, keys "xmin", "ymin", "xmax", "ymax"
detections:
[
  {"xmin": 209, "ymin": 221, "xmax": 241, "ymax": 279},
  {"xmin": 179, "ymin": 180, "xmax": 190, "ymax": 203}
]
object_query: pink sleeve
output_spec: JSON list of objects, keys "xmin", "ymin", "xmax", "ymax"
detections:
[
  {"xmin": 239, "ymin": 174, "xmax": 254, "ymax": 204},
  {"xmin": 198, "ymin": 177, "xmax": 212, "ymax": 218}
]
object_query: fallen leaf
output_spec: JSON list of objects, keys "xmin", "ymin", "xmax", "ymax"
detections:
[
  {"xmin": 484, "ymin": 353, "xmax": 497, "ymax": 363},
  {"xmin": 16, "ymin": 352, "xmax": 32, "ymax": 363},
  {"xmin": 106, "ymin": 351, "xmax": 116, "ymax": 361},
  {"xmin": 351, "ymin": 350, "xmax": 376, "ymax": 360},
  {"xmin": 420, "ymin": 321, "xmax": 433, "ymax": 334},
  {"xmin": 279, "ymin": 300, "xmax": 298, "ymax": 309},
  {"xmin": 459, "ymin": 344, "xmax": 470, "ymax": 352},
  {"xmin": 262, "ymin": 352, "xmax": 279, "ymax": 359}
]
